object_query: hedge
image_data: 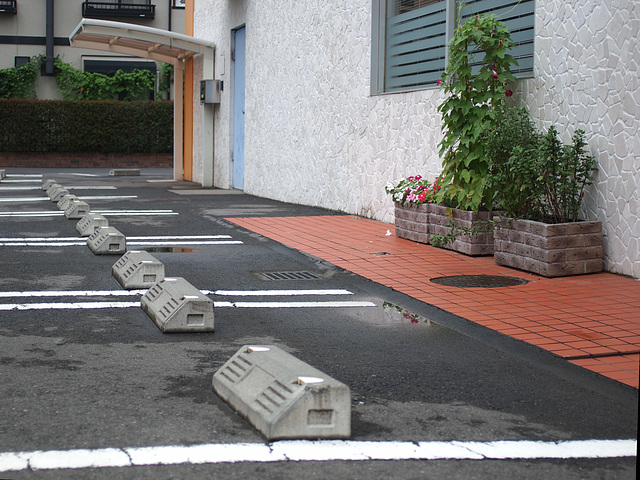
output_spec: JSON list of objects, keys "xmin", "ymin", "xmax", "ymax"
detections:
[{"xmin": 0, "ymin": 99, "xmax": 173, "ymax": 153}]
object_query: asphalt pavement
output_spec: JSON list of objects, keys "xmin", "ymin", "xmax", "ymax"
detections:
[{"xmin": 0, "ymin": 168, "xmax": 637, "ymax": 479}]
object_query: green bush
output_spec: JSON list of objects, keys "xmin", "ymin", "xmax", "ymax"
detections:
[{"xmin": 0, "ymin": 99, "xmax": 173, "ymax": 153}]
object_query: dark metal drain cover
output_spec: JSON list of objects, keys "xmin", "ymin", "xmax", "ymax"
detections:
[
  {"xmin": 254, "ymin": 271, "xmax": 323, "ymax": 281},
  {"xmin": 430, "ymin": 275, "xmax": 528, "ymax": 288}
]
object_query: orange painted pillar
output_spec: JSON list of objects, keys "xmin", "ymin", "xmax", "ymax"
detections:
[{"xmin": 183, "ymin": 0, "xmax": 194, "ymax": 181}]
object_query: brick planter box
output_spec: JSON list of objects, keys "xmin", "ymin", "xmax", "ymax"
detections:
[
  {"xmin": 394, "ymin": 202, "xmax": 431, "ymax": 244},
  {"xmin": 394, "ymin": 203, "xmax": 496, "ymax": 256},
  {"xmin": 493, "ymin": 217, "xmax": 603, "ymax": 277}
]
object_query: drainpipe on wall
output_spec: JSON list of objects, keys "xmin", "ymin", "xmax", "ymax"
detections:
[
  {"xmin": 44, "ymin": 0, "xmax": 55, "ymax": 75},
  {"xmin": 168, "ymin": 0, "xmax": 172, "ymax": 31}
]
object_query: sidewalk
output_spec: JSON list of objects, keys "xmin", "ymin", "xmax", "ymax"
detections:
[{"xmin": 229, "ymin": 214, "xmax": 640, "ymax": 389}]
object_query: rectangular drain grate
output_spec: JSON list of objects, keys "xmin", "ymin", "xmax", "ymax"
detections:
[{"xmin": 254, "ymin": 271, "xmax": 323, "ymax": 281}]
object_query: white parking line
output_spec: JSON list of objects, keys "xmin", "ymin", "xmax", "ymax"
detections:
[
  {"xmin": 0, "ymin": 185, "xmax": 116, "ymax": 191},
  {"xmin": 0, "ymin": 195, "xmax": 136, "ymax": 203},
  {"xmin": 0, "ymin": 289, "xmax": 354, "ymax": 299},
  {"xmin": 0, "ymin": 210, "xmax": 178, "ymax": 218},
  {"xmin": 0, "ymin": 300, "xmax": 374, "ymax": 311},
  {"xmin": 0, "ymin": 439, "xmax": 634, "ymax": 473}
]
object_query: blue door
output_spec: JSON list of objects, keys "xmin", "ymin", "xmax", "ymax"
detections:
[{"xmin": 232, "ymin": 27, "xmax": 246, "ymax": 190}]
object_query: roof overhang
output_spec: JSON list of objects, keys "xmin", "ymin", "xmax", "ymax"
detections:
[{"xmin": 69, "ymin": 18, "xmax": 214, "ymax": 66}]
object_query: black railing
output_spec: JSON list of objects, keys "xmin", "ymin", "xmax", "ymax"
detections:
[
  {"xmin": 0, "ymin": 0, "xmax": 17, "ymax": 14},
  {"xmin": 82, "ymin": 2, "xmax": 155, "ymax": 19}
]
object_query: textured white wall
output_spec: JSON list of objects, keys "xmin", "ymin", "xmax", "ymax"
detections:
[
  {"xmin": 194, "ymin": 0, "xmax": 639, "ymax": 278},
  {"xmin": 520, "ymin": 0, "xmax": 639, "ymax": 278}
]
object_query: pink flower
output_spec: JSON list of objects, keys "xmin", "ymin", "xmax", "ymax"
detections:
[
  {"xmin": 505, "ymin": 89, "xmax": 513, "ymax": 97},
  {"xmin": 415, "ymin": 175, "xmax": 422, "ymax": 180},
  {"xmin": 437, "ymin": 79, "xmax": 442, "ymax": 86},
  {"xmin": 492, "ymin": 71, "xmax": 498, "ymax": 79}
]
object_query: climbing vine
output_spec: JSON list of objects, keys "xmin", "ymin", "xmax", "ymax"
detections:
[
  {"xmin": 54, "ymin": 59, "xmax": 156, "ymax": 101},
  {"xmin": 0, "ymin": 56, "xmax": 44, "ymax": 99}
]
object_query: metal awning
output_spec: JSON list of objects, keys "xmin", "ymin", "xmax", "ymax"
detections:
[
  {"xmin": 70, "ymin": 18, "xmax": 214, "ymax": 66},
  {"xmin": 69, "ymin": 19, "xmax": 215, "ymax": 183}
]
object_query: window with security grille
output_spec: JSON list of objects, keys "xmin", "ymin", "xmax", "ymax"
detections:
[{"xmin": 371, "ymin": 0, "xmax": 534, "ymax": 94}]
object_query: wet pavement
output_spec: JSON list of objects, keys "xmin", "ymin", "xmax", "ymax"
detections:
[{"xmin": 0, "ymin": 168, "xmax": 637, "ymax": 479}]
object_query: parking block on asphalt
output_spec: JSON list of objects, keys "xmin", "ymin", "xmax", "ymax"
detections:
[
  {"xmin": 64, "ymin": 200, "xmax": 90, "ymax": 219},
  {"xmin": 49, "ymin": 187, "xmax": 69, "ymax": 202},
  {"xmin": 42, "ymin": 179, "xmax": 56, "ymax": 190},
  {"xmin": 87, "ymin": 226, "xmax": 126, "ymax": 255},
  {"xmin": 109, "ymin": 168, "xmax": 140, "ymax": 176},
  {"xmin": 140, "ymin": 277, "xmax": 214, "ymax": 333},
  {"xmin": 212, "ymin": 345, "xmax": 351, "ymax": 441},
  {"xmin": 57, "ymin": 194, "xmax": 78, "ymax": 211},
  {"xmin": 76, "ymin": 213, "xmax": 109, "ymax": 236},
  {"xmin": 112, "ymin": 250, "xmax": 165, "ymax": 289}
]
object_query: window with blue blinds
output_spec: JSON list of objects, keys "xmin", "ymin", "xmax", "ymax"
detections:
[
  {"xmin": 384, "ymin": 0, "xmax": 447, "ymax": 92},
  {"xmin": 459, "ymin": 0, "xmax": 535, "ymax": 77},
  {"xmin": 373, "ymin": 0, "xmax": 535, "ymax": 94}
]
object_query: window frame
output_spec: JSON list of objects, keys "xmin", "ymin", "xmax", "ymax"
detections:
[{"xmin": 371, "ymin": 0, "xmax": 534, "ymax": 95}]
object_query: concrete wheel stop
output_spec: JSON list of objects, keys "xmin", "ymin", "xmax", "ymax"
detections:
[
  {"xmin": 76, "ymin": 213, "xmax": 109, "ymax": 236},
  {"xmin": 112, "ymin": 251, "xmax": 165, "ymax": 289},
  {"xmin": 87, "ymin": 226, "xmax": 126, "ymax": 255},
  {"xmin": 212, "ymin": 345, "xmax": 351, "ymax": 441},
  {"xmin": 140, "ymin": 277, "xmax": 214, "ymax": 333},
  {"xmin": 65, "ymin": 201, "xmax": 90, "ymax": 219}
]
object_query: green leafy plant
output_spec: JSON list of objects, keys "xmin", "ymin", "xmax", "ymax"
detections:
[
  {"xmin": 489, "ymin": 120, "xmax": 597, "ymax": 223},
  {"xmin": 437, "ymin": 10, "xmax": 518, "ymax": 212},
  {"xmin": 54, "ymin": 59, "xmax": 156, "ymax": 101},
  {"xmin": 0, "ymin": 56, "xmax": 44, "ymax": 99},
  {"xmin": 385, "ymin": 175, "xmax": 444, "ymax": 206},
  {"xmin": 156, "ymin": 62, "xmax": 174, "ymax": 100}
]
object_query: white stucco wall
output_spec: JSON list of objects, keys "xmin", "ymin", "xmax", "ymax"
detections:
[
  {"xmin": 194, "ymin": 0, "xmax": 639, "ymax": 279},
  {"xmin": 520, "ymin": 0, "xmax": 639, "ymax": 278}
]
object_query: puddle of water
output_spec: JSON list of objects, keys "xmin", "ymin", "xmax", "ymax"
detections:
[
  {"xmin": 142, "ymin": 247, "xmax": 199, "ymax": 253},
  {"xmin": 352, "ymin": 301, "xmax": 436, "ymax": 327}
]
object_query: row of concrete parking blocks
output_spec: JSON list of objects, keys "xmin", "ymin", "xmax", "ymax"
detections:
[{"xmin": 39, "ymin": 178, "xmax": 351, "ymax": 442}]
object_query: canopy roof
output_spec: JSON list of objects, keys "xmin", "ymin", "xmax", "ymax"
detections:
[{"xmin": 70, "ymin": 18, "xmax": 214, "ymax": 66}]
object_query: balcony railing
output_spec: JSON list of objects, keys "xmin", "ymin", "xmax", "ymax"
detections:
[
  {"xmin": 82, "ymin": 2, "xmax": 155, "ymax": 19},
  {"xmin": 0, "ymin": 0, "xmax": 17, "ymax": 14}
]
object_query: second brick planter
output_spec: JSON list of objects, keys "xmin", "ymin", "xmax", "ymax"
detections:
[{"xmin": 493, "ymin": 217, "xmax": 604, "ymax": 277}]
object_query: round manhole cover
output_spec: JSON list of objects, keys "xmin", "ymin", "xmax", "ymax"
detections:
[{"xmin": 430, "ymin": 275, "xmax": 528, "ymax": 288}]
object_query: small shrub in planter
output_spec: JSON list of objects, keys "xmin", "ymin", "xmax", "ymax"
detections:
[{"xmin": 490, "ymin": 118, "xmax": 602, "ymax": 277}]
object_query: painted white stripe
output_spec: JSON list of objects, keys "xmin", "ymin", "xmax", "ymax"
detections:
[
  {"xmin": 0, "ymin": 300, "xmax": 373, "ymax": 311},
  {"xmin": 0, "ymin": 290, "xmax": 146, "ymax": 298},
  {"xmin": 0, "ymin": 179, "xmax": 42, "ymax": 183},
  {"xmin": 0, "ymin": 210, "xmax": 177, "ymax": 217},
  {"xmin": 0, "ymin": 235, "xmax": 233, "ymax": 242},
  {"xmin": 0, "ymin": 289, "xmax": 353, "ymax": 299},
  {"xmin": 0, "ymin": 440, "xmax": 634, "ymax": 473},
  {"xmin": 0, "ymin": 186, "xmax": 116, "ymax": 191},
  {"xmin": 0, "ymin": 195, "xmax": 136, "ymax": 203},
  {"xmin": 213, "ymin": 301, "xmax": 376, "ymax": 308},
  {"xmin": 6, "ymin": 174, "xmax": 42, "ymax": 178},
  {"xmin": 0, "ymin": 241, "xmax": 242, "ymax": 247},
  {"xmin": 209, "ymin": 289, "xmax": 353, "ymax": 296},
  {"xmin": 0, "ymin": 302, "xmax": 140, "ymax": 311}
]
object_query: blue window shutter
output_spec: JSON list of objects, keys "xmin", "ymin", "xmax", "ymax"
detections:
[
  {"xmin": 384, "ymin": 0, "xmax": 447, "ymax": 92},
  {"xmin": 459, "ymin": 0, "xmax": 535, "ymax": 77}
]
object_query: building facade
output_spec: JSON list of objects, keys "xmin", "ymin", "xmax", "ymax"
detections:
[
  {"xmin": 0, "ymin": 0, "xmax": 186, "ymax": 99},
  {"xmin": 192, "ymin": 0, "xmax": 639, "ymax": 279}
]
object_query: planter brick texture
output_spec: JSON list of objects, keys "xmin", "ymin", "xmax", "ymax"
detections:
[
  {"xmin": 394, "ymin": 203, "xmax": 495, "ymax": 256},
  {"xmin": 494, "ymin": 217, "xmax": 603, "ymax": 277}
]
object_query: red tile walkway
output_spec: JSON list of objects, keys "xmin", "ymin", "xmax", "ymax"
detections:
[{"xmin": 229, "ymin": 215, "xmax": 640, "ymax": 389}]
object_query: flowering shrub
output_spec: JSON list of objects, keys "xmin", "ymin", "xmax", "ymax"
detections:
[{"xmin": 385, "ymin": 175, "xmax": 443, "ymax": 206}]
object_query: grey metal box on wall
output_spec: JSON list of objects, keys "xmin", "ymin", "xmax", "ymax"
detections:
[
  {"xmin": 112, "ymin": 251, "xmax": 165, "ymax": 289},
  {"xmin": 140, "ymin": 277, "xmax": 214, "ymax": 333},
  {"xmin": 87, "ymin": 226, "xmax": 126, "ymax": 255},
  {"xmin": 212, "ymin": 345, "xmax": 351, "ymax": 441},
  {"xmin": 76, "ymin": 213, "xmax": 109, "ymax": 236}
]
